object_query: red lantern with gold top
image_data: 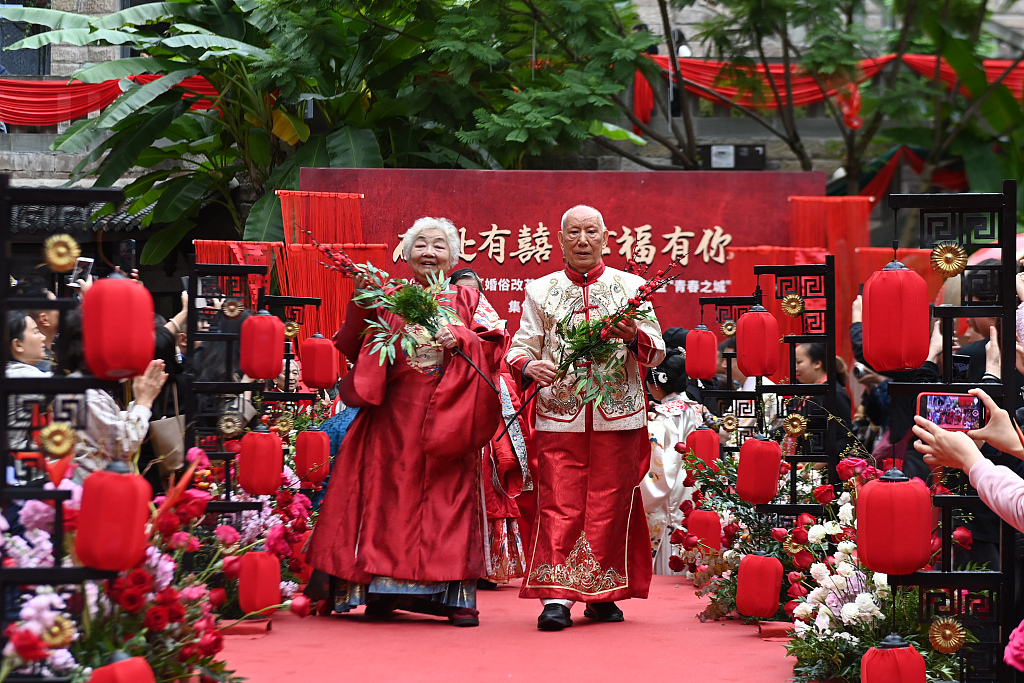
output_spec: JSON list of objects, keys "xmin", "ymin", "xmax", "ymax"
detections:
[
  {"xmin": 683, "ymin": 425, "xmax": 720, "ymax": 472},
  {"xmin": 300, "ymin": 334, "xmax": 338, "ymax": 389},
  {"xmin": 82, "ymin": 277, "xmax": 155, "ymax": 380},
  {"xmin": 862, "ymin": 260, "xmax": 929, "ymax": 372},
  {"xmin": 295, "ymin": 430, "xmax": 330, "ymax": 485},
  {"xmin": 75, "ymin": 463, "xmax": 152, "ymax": 571},
  {"xmin": 736, "ymin": 553, "xmax": 783, "ymax": 618},
  {"xmin": 857, "ymin": 468, "xmax": 932, "ymax": 575},
  {"xmin": 240, "ymin": 311, "xmax": 284, "ymax": 380},
  {"xmin": 89, "ymin": 656, "xmax": 156, "ymax": 683},
  {"xmin": 685, "ymin": 325, "xmax": 717, "ymax": 380},
  {"xmin": 686, "ymin": 509, "xmax": 722, "ymax": 552},
  {"xmin": 736, "ymin": 434, "xmax": 782, "ymax": 505},
  {"xmin": 861, "ymin": 634, "xmax": 927, "ymax": 683},
  {"xmin": 238, "ymin": 426, "xmax": 283, "ymax": 496},
  {"xmin": 238, "ymin": 551, "xmax": 281, "ymax": 615},
  {"xmin": 736, "ymin": 305, "xmax": 779, "ymax": 378}
]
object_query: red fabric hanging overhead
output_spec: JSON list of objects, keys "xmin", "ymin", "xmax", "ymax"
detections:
[{"xmin": 131, "ymin": 74, "xmax": 219, "ymax": 109}]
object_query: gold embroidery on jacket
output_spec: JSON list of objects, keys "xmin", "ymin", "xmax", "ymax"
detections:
[
  {"xmin": 538, "ymin": 379, "xmax": 583, "ymax": 417},
  {"xmin": 530, "ymin": 531, "xmax": 626, "ymax": 592}
]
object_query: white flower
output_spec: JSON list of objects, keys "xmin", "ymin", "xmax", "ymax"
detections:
[
  {"xmin": 807, "ymin": 587, "xmax": 829, "ymax": 605},
  {"xmin": 840, "ymin": 602, "xmax": 860, "ymax": 624},
  {"xmin": 854, "ymin": 592, "xmax": 876, "ymax": 612},
  {"xmin": 835, "ymin": 631, "xmax": 860, "ymax": 645},
  {"xmin": 823, "ymin": 520, "xmax": 842, "ymax": 535},
  {"xmin": 873, "ymin": 572, "xmax": 888, "ymax": 588},
  {"xmin": 835, "ymin": 561, "xmax": 855, "ymax": 578},
  {"xmin": 723, "ymin": 549, "xmax": 740, "ymax": 564},
  {"xmin": 793, "ymin": 603, "xmax": 814, "ymax": 619},
  {"xmin": 828, "ymin": 575, "xmax": 848, "ymax": 592},
  {"xmin": 814, "ymin": 605, "xmax": 833, "ymax": 631},
  {"xmin": 807, "ymin": 525, "xmax": 827, "ymax": 544},
  {"xmin": 838, "ymin": 503, "xmax": 854, "ymax": 525},
  {"xmin": 838, "ymin": 492, "xmax": 851, "ymax": 505},
  {"xmin": 838, "ymin": 540, "xmax": 856, "ymax": 555},
  {"xmin": 833, "ymin": 551, "xmax": 849, "ymax": 564},
  {"xmin": 794, "ymin": 620, "xmax": 810, "ymax": 637},
  {"xmin": 280, "ymin": 581, "xmax": 298, "ymax": 599},
  {"xmin": 810, "ymin": 562, "xmax": 831, "ymax": 585}
]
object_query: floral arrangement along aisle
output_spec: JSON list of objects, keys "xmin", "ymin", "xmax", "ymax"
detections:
[{"xmin": 669, "ymin": 445, "xmax": 976, "ymax": 682}]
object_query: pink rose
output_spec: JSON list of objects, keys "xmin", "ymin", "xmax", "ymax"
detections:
[
  {"xmin": 186, "ymin": 447, "xmax": 211, "ymax": 469},
  {"xmin": 1006, "ymin": 620, "xmax": 1024, "ymax": 671},
  {"xmin": 265, "ymin": 524, "xmax": 292, "ymax": 559},
  {"xmin": 179, "ymin": 586, "xmax": 206, "ymax": 602},
  {"xmin": 215, "ymin": 525, "xmax": 240, "ymax": 546},
  {"xmin": 167, "ymin": 531, "xmax": 194, "ymax": 550}
]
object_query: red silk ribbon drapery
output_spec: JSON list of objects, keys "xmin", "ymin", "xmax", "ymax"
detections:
[
  {"xmin": 858, "ymin": 145, "xmax": 970, "ymax": 200},
  {"xmin": 633, "ymin": 54, "xmax": 1024, "ymax": 129},
  {"xmin": 0, "ymin": 74, "xmax": 216, "ymax": 126}
]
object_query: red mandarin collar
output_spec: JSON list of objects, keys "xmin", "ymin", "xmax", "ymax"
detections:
[{"xmin": 564, "ymin": 260, "xmax": 605, "ymax": 285}]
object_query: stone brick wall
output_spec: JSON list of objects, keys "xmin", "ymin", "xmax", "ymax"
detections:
[{"xmin": 49, "ymin": 0, "xmax": 120, "ymax": 77}]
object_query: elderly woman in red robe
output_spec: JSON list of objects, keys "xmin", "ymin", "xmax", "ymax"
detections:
[{"xmin": 304, "ymin": 217, "xmax": 504, "ymax": 627}]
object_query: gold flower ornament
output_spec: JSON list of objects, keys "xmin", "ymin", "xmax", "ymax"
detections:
[
  {"xmin": 929, "ymin": 616, "xmax": 967, "ymax": 654},
  {"xmin": 42, "ymin": 234, "xmax": 80, "ymax": 272},
  {"xmin": 930, "ymin": 242, "xmax": 968, "ymax": 278}
]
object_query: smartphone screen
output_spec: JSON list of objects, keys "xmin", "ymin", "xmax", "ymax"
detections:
[
  {"xmin": 951, "ymin": 354, "xmax": 970, "ymax": 383},
  {"xmin": 67, "ymin": 257, "xmax": 94, "ymax": 288},
  {"xmin": 119, "ymin": 239, "xmax": 136, "ymax": 272},
  {"xmin": 919, "ymin": 393, "xmax": 985, "ymax": 431}
]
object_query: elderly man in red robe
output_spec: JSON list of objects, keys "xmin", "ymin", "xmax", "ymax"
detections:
[{"xmin": 507, "ymin": 204, "xmax": 666, "ymax": 631}]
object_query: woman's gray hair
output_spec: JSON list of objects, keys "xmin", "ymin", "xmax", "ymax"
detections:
[{"xmin": 401, "ymin": 216, "xmax": 461, "ymax": 270}]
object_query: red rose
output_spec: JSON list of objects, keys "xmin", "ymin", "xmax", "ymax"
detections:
[
  {"xmin": 825, "ymin": 555, "xmax": 837, "ymax": 568},
  {"xmin": 723, "ymin": 522, "xmax": 740, "ymax": 541},
  {"xmin": 792, "ymin": 549, "xmax": 814, "ymax": 570},
  {"xmin": 796, "ymin": 513, "xmax": 816, "ymax": 527},
  {"xmin": 178, "ymin": 644, "xmax": 197, "ymax": 662},
  {"xmin": 223, "ymin": 556, "xmax": 242, "ymax": 579},
  {"xmin": 209, "ymin": 588, "xmax": 227, "ymax": 608},
  {"xmin": 290, "ymin": 595, "xmax": 311, "ymax": 618},
  {"xmin": 691, "ymin": 490, "xmax": 704, "ymax": 506},
  {"xmin": 779, "ymin": 460, "xmax": 791, "ymax": 476},
  {"xmin": 787, "ymin": 571, "xmax": 803, "ymax": 585},
  {"xmin": 5, "ymin": 626, "xmax": 48, "ymax": 661},
  {"xmin": 930, "ymin": 536, "xmax": 942, "ymax": 554},
  {"xmin": 791, "ymin": 528, "xmax": 809, "ymax": 545},
  {"xmin": 668, "ymin": 555, "xmax": 685, "ymax": 572},
  {"xmin": 198, "ymin": 630, "xmax": 223, "ymax": 656},
  {"xmin": 126, "ymin": 568, "xmax": 154, "ymax": 592},
  {"xmin": 835, "ymin": 458, "xmax": 857, "ymax": 481},
  {"xmin": 952, "ymin": 526, "xmax": 973, "ymax": 550},
  {"xmin": 291, "ymin": 518, "xmax": 309, "ymax": 534},
  {"xmin": 118, "ymin": 588, "xmax": 146, "ymax": 614},
  {"xmin": 167, "ymin": 602, "xmax": 187, "ymax": 623},
  {"xmin": 107, "ymin": 577, "xmax": 126, "ymax": 602},
  {"xmin": 784, "ymin": 600, "xmax": 800, "ymax": 616},
  {"xmin": 669, "ymin": 529, "xmax": 686, "ymax": 545},
  {"xmin": 682, "ymin": 472, "xmax": 697, "ymax": 488},
  {"xmin": 154, "ymin": 587, "xmax": 179, "ymax": 606},
  {"xmin": 860, "ymin": 466, "xmax": 880, "ymax": 481},
  {"xmin": 673, "ymin": 442, "xmax": 690, "ymax": 455},
  {"xmin": 813, "ymin": 484, "xmax": 835, "ymax": 505},
  {"xmin": 143, "ymin": 606, "xmax": 170, "ymax": 631},
  {"xmin": 770, "ymin": 528, "xmax": 788, "ymax": 542},
  {"xmin": 787, "ymin": 583, "xmax": 809, "ymax": 598},
  {"xmin": 680, "ymin": 500, "xmax": 694, "ymax": 515},
  {"xmin": 157, "ymin": 511, "xmax": 180, "ymax": 537},
  {"xmin": 683, "ymin": 534, "xmax": 699, "ymax": 550},
  {"xmin": 62, "ymin": 504, "xmax": 78, "ymax": 533},
  {"xmin": 276, "ymin": 491, "xmax": 294, "ymax": 508},
  {"xmin": 288, "ymin": 558, "xmax": 306, "ymax": 575}
]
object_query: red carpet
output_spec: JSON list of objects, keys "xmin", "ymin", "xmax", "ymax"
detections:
[{"xmin": 220, "ymin": 575, "xmax": 794, "ymax": 682}]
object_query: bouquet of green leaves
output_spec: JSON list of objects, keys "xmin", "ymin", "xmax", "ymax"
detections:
[{"xmin": 310, "ymin": 237, "xmax": 458, "ymax": 365}]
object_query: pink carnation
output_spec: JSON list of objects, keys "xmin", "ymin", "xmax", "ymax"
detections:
[
  {"xmin": 287, "ymin": 503, "xmax": 310, "ymax": 521},
  {"xmin": 265, "ymin": 524, "xmax": 292, "ymax": 559},
  {"xmin": 18, "ymin": 500, "xmax": 55, "ymax": 533},
  {"xmin": 1006, "ymin": 620, "xmax": 1024, "ymax": 671},
  {"xmin": 186, "ymin": 447, "xmax": 211, "ymax": 469},
  {"xmin": 215, "ymin": 525, "xmax": 240, "ymax": 546},
  {"xmin": 179, "ymin": 585, "xmax": 206, "ymax": 602}
]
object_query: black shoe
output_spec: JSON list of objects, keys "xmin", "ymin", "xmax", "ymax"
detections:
[
  {"xmin": 476, "ymin": 579, "xmax": 499, "ymax": 590},
  {"xmin": 364, "ymin": 597, "xmax": 396, "ymax": 619},
  {"xmin": 448, "ymin": 607, "xmax": 480, "ymax": 627},
  {"xmin": 537, "ymin": 604, "xmax": 573, "ymax": 631},
  {"xmin": 583, "ymin": 602, "xmax": 624, "ymax": 622}
]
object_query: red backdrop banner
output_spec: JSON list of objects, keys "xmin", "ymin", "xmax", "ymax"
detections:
[{"xmin": 300, "ymin": 168, "xmax": 825, "ymax": 334}]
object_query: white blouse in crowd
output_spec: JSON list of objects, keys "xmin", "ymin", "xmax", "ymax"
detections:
[
  {"xmin": 642, "ymin": 393, "xmax": 704, "ymax": 575},
  {"xmin": 55, "ymin": 373, "xmax": 151, "ymax": 483}
]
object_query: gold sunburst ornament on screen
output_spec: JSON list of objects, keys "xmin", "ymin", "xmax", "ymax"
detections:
[
  {"xmin": 42, "ymin": 234, "xmax": 80, "ymax": 272},
  {"xmin": 720, "ymin": 320, "xmax": 736, "ymax": 337},
  {"xmin": 721, "ymin": 415, "xmax": 739, "ymax": 432},
  {"xmin": 222, "ymin": 299, "xmax": 243, "ymax": 319},
  {"xmin": 284, "ymin": 321, "xmax": 301, "ymax": 339},
  {"xmin": 275, "ymin": 414, "xmax": 294, "ymax": 435},
  {"xmin": 781, "ymin": 294, "xmax": 804, "ymax": 317},
  {"xmin": 930, "ymin": 242, "xmax": 968, "ymax": 278},
  {"xmin": 39, "ymin": 423, "xmax": 75, "ymax": 457},
  {"xmin": 783, "ymin": 413, "xmax": 808, "ymax": 436},
  {"xmin": 218, "ymin": 413, "xmax": 244, "ymax": 439},
  {"xmin": 929, "ymin": 616, "xmax": 967, "ymax": 654}
]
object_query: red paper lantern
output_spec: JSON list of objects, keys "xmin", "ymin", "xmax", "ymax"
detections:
[
  {"xmin": 238, "ymin": 551, "xmax": 281, "ymax": 615},
  {"xmin": 686, "ymin": 509, "xmax": 722, "ymax": 551},
  {"xmin": 684, "ymin": 425, "xmax": 720, "ymax": 472},
  {"xmin": 238, "ymin": 427, "xmax": 283, "ymax": 496},
  {"xmin": 240, "ymin": 311, "xmax": 284, "ymax": 380},
  {"xmin": 862, "ymin": 260, "xmax": 929, "ymax": 372},
  {"xmin": 300, "ymin": 334, "xmax": 338, "ymax": 389},
  {"xmin": 89, "ymin": 656, "xmax": 156, "ymax": 683},
  {"xmin": 857, "ymin": 470, "xmax": 932, "ymax": 575},
  {"xmin": 736, "ymin": 553, "xmax": 783, "ymax": 618},
  {"xmin": 736, "ymin": 305, "xmax": 779, "ymax": 377},
  {"xmin": 861, "ymin": 635, "xmax": 927, "ymax": 683},
  {"xmin": 75, "ymin": 465, "xmax": 152, "ymax": 571},
  {"xmin": 82, "ymin": 277, "xmax": 155, "ymax": 380},
  {"xmin": 736, "ymin": 434, "xmax": 782, "ymax": 505},
  {"xmin": 295, "ymin": 430, "xmax": 330, "ymax": 485},
  {"xmin": 685, "ymin": 325, "xmax": 717, "ymax": 380}
]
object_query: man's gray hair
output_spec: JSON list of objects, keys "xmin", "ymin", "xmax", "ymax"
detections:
[
  {"xmin": 560, "ymin": 204, "xmax": 606, "ymax": 232},
  {"xmin": 401, "ymin": 217, "xmax": 461, "ymax": 269}
]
